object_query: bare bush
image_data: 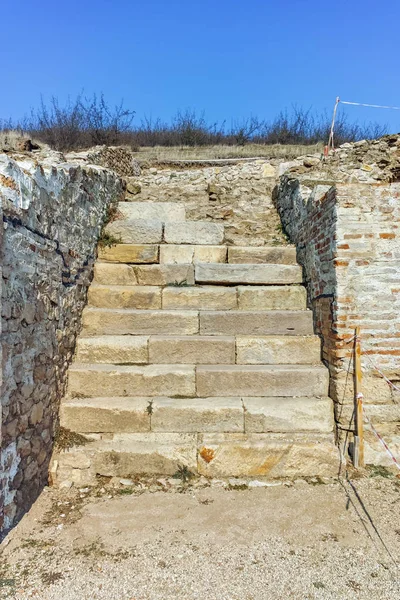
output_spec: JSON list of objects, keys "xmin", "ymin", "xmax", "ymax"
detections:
[
  {"xmin": 15, "ymin": 94, "xmax": 135, "ymax": 152},
  {"xmin": 1, "ymin": 95, "xmax": 389, "ymax": 152}
]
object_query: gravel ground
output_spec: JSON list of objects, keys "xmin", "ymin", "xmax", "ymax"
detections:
[{"xmin": 1, "ymin": 473, "xmax": 399, "ymax": 600}]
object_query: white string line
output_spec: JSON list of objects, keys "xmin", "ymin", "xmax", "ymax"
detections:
[
  {"xmin": 363, "ymin": 405, "xmax": 400, "ymax": 471},
  {"xmin": 341, "ymin": 334, "xmax": 400, "ymax": 395},
  {"xmin": 340, "ymin": 100, "xmax": 400, "ymax": 110},
  {"xmin": 363, "ymin": 354, "xmax": 400, "ymax": 396}
]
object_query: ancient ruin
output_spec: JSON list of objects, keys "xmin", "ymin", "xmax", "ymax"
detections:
[{"xmin": 1, "ymin": 137, "xmax": 400, "ymax": 534}]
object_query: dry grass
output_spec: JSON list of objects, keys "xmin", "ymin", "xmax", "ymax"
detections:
[{"xmin": 131, "ymin": 143, "xmax": 324, "ymax": 163}]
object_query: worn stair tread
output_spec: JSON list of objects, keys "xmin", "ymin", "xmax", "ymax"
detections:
[
  {"xmin": 164, "ymin": 221, "xmax": 225, "ymax": 245},
  {"xmin": 197, "ymin": 432, "xmax": 338, "ymax": 478},
  {"xmin": 76, "ymin": 335, "xmax": 149, "ymax": 364},
  {"xmin": 162, "ymin": 285, "xmax": 237, "ymax": 310},
  {"xmin": 200, "ymin": 310, "xmax": 313, "ymax": 336},
  {"xmin": 149, "ymin": 335, "xmax": 236, "ymax": 364},
  {"xmin": 105, "ymin": 218, "xmax": 163, "ymax": 244},
  {"xmin": 160, "ymin": 245, "xmax": 227, "ymax": 264},
  {"xmin": 98, "ymin": 244, "xmax": 159, "ymax": 264},
  {"xmin": 52, "ymin": 432, "xmax": 338, "ymax": 483},
  {"xmin": 196, "ymin": 364, "xmax": 329, "ymax": 397},
  {"xmin": 88, "ymin": 284, "xmax": 162, "ymax": 309},
  {"xmin": 68, "ymin": 364, "xmax": 197, "ymax": 398},
  {"xmin": 242, "ymin": 396, "xmax": 334, "ymax": 433},
  {"xmin": 61, "ymin": 396, "xmax": 246, "ymax": 434},
  {"xmin": 61, "ymin": 397, "xmax": 151, "ymax": 433},
  {"xmin": 195, "ymin": 263, "xmax": 302, "ymax": 285},
  {"xmin": 54, "ymin": 433, "xmax": 199, "ymax": 478},
  {"xmin": 228, "ymin": 246, "xmax": 297, "ymax": 265},
  {"xmin": 82, "ymin": 308, "xmax": 200, "ymax": 336},
  {"xmin": 237, "ymin": 285, "xmax": 307, "ymax": 310},
  {"xmin": 93, "ymin": 263, "xmax": 195, "ymax": 286},
  {"xmin": 117, "ymin": 201, "xmax": 186, "ymax": 222},
  {"xmin": 235, "ymin": 334, "xmax": 321, "ymax": 364}
]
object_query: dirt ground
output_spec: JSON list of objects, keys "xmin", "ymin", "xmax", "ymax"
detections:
[{"xmin": 1, "ymin": 473, "xmax": 399, "ymax": 600}]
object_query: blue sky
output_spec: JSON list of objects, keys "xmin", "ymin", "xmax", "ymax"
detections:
[{"xmin": 2, "ymin": 0, "xmax": 400, "ymax": 131}]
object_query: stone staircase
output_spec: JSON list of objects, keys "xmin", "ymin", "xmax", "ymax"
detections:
[{"xmin": 52, "ymin": 200, "xmax": 338, "ymax": 486}]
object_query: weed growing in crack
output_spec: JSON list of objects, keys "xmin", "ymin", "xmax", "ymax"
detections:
[{"xmin": 173, "ymin": 464, "xmax": 194, "ymax": 483}]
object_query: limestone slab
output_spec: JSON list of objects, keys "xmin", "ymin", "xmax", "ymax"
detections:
[
  {"xmin": 162, "ymin": 286, "xmax": 237, "ymax": 310},
  {"xmin": 243, "ymin": 397, "xmax": 334, "ymax": 433},
  {"xmin": 149, "ymin": 335, "xmax": 235, "ymax": 364},
  {"xmin": 68, "ymin": 364, "xmax": 196, "ymax": 398},
  {"xmin": 93, "ymin": 263, "xmax": 137, "ymax": 285},
  {"xmin": 134, "ymin": 264, "xmax": 194, "ymax": 286},
  {"xmin": 76, "ymin": 335, "xmax": 148, "ymax": 364},
  {"xmin": 117, "ymin": 201, "xmax": 186, "ymax": 222},
  {"xmin": 160, "ymin": 245, "xmax": 227, "ymax": 264},
  {"xmin": 200, "ymin": 310, "xmax": 314, "ymax": 336},
  {"xmin": 195, "ymin": 263, "xmax": 302, "ymax": 285},
  {"xmin": 105, "ymin": 219, "xmax": 163, "ymax": 244},
  {"xmin": 164, "ymin": 222, "xmax": 224, "ymax": 245},
  {"xmin": 236, "ymin": 335, "xmax": 321, "ymax": 364},
  {"xmin": 98, "ymin": 244, "xmax": 158, "ymax": 264},
  {"xmin": 194, "ymin": 246, "xmax": 227, "ymax": 263},
  {"xmin": 196, "ymin": 365, "xmax": 329, "ymax": 397},
  {"xmin": 237, "ymin": 286, "xmax": 307, "ymax": 310},
  {"xmin": 197, "ymin": 433, "xmax": 338, "ymax": 478},
  {"xmin": 82, "ymin": 308, "xmax": 199, "ymax": 336},
  {"xmin": 160, "ymin": 245, "xmax": 194, "ymax": 264},
  {"xmin": 151, "ymin": 397, "xmax": 243, "ymax": 432},
  {"xmin": 61, "ymin": 397, "xmax": 151, "ymax": 433},
  {"xmin": 92, "ymin": 433, "xmax": 198, "ymax": 476},
  {"xmin": 88, "ymin": 285, "xmax": 161, "ymax": 309},
  {"xmin": 228, "ymin": 246, "xmax": 297, "ymax": 265},
  {"xmin": 55, "ymin": 433, "xmax": 198, "ymax": 480}
]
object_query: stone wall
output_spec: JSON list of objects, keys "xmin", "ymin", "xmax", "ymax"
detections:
[
  {"xmin": 276, "ymin": 173, "xmax": 400, "ymax": 468},
  {"xmin": 0, "ymin": 153, "xmax": 124, "ymax": 532},
  {"xmin": 127, "ymin": 161, "xmax": 286, "ymax": 246}
]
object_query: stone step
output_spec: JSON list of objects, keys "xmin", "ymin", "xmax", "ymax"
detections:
[
  {"xmin": 200, "ymin": 310, "xmax": 313, "ymax": 336},
  {"xmin": 236, "ymin": 335, "xmax": 321, "ymax": 364},
  {"xmin": 94, "ymin": 263, "xmax": 137, "ymax": 285},
  {"xmin": 162, "ymin": 286, "xmax": 237, "ymax": 310},
  {"xmin": 242, "ymin": 397, "xmax": 333, "ymax": 433},
  {"xmin": 134, "ymin": 265, "xmax": 195, "ymax": 286},
  {"xmin": 93, "ymin": 263, "xmax": 194, "ymax": 286},
  {"xmin": 61, "ymin": 397, "xmax": 151, "ymax": 433},
  {"xmin": 164, "ymin": 221, "xmax": 224, "ymax": 245},
  {"xmin": 75, "ymin": 334, "xmax": 321, "ymax": 366},
  {"xmin": 51, "ymin": 432, "xmax": 338, "ymax": 486},
  {"xmin": 105, "ymin": 219, "xmax": 163, "ymax": 244},
  {"xmin": 88, "ymin": 285, "xmax": 161, "ymax": 309},
  {"xmin": 61, "ymin": 397, "xmax": 245, "ymax": 434},
  {"xmin": 82, "ymin": 308, "xmax": 312, "ymax": 337},
  {"xmin": 82, "ymin": 308, "xmax": 199, "ymax": 336},
  {"xmin": 118, "ymin": 201, "xmax": 186, "ymax": 222},
  {"xmin": 197, "ymin": 433, "xmax": 338, "ymax": 478},
  {"xmin": 151, "ymin": 397, "xmax": 244, "ymax": 433},
  {"xmin": 89, "ymin": 278, "xmax": 306, "ymax": 311},
  {"xmin": 98, "ymin": 244, "xmax": 159, "ymax": 264},
  {"xmin": 196, "ymin": 365, "xmax": 329, "ymax": 397},
  {"xmin": 53, "ymin": 433, "xmax": 198, "ymax": 484},
  {"xmin": 76, "ymin": 335, "xmax": 149, "ymax": 364},
  {"xmin": 68, "ymin": 364, "xmax": 196, "ymax": 398},
  {"xmin": 160, "ymin": 245, "xmax": 227, "ymax": 264},
  {"xmin": 60, "ymin": 396, "xmax": 332, "ymax": 435},
  {"xmin": 228, "ymin": 246, "xmax": 297, "ymax": 265},
  {"xmin": 149, "ymin": 335, "xmax": 235, "ymax": 364},
  {"xmin": 237, "ymin": 286, "xmax": 307, "ymax": 310},
  {"xmin": 195, "ymin": 263, "xmax": 302, "ymax": 285}
]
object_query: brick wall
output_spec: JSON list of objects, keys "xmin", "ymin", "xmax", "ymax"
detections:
[{"xmin": 276, "ymin": 176, "xmax": 400, "ymax": 468}]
